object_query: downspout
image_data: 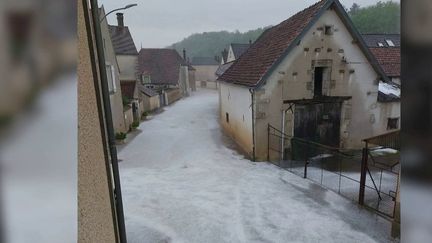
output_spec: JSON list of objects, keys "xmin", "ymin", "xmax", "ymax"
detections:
[
  {"xmin": 281, "ymin": 110, "xmax": 286, "ymax": 160},
  {"xmin": 249, "ymin": 88, "xmax": 256, "ymax": 161},
  {"xmin": 88, "ymin": 1, "xmax": 127, "ymax": 242}
]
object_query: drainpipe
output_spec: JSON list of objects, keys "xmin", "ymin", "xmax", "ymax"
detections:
[
  {"xmin": 281, "ymin": 110, "xmax": 286, "ymax": 160},
  {"xmin": 89, "ymin": 1, "xmax": 127, "ymax": 242},
  {"xmin": 249, "ymin": 88, "xmax": 256, "ymax": 161}
]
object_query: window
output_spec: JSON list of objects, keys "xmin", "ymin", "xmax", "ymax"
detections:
[
  {"xmin": 387, "ymin": 118, "xmax": 399, "ymax": 130},
  {"xmin": 377, "ymin": 42, "xmax": 384, "ymax": 47},
  {"xmin": 324, "ymin": 25, "xmax": 333, "ymax": 35},
  {"xmin": 386, "ymin": 40, "xmax": 395, "ymax": 47},
  {"xmin": 226, "ymin": 113, "xmax": 229, "ymax": 123},
  {"xmin": 141, "ymin": 74, "xmax": 151, "ymax": 84},
  {"xmin": 106, "ymin": 64, "xmax": 116, "ymax": 93},
  {"xmin": 314, "ymin": 67, "xmax": 324, "ymax": 97}
]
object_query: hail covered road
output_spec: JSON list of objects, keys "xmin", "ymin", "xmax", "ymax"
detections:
[{"xmin": 118, "ymin": 89, "xmax": 394, "ymax": 243}]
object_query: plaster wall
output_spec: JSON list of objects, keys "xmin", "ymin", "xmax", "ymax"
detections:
[
  {"xmin": 254, "ymin": 9, "xmax": 386, "ymax": 160},
  {"xmin": 219, "ymin": 82, "xmax": 254, "ymax": 158},
  {"xmin": 100, "ymin": 7, "xmax": 127, "ymax": 134},
  {"xmin": 117, "ymin": 55, "xmax": 138, "ymax": 81},
  {"xmin": 78, "ymin": 2, "xmax": 118, "ymax": 242}
]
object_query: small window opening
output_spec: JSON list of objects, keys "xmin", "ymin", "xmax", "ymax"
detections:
[
  {"xmin": 377, "ymin": 42, "xmax": 384, "ymax": 47},
  {"xmin": 387, "ymin": 118, "xmax": 399, "ymax": 130},
  {"xmin": 314, "ymin": 67, "xmax": 324, "ymax": 97},
  {"xmin": 324, "ymin": 25, "xmax": 333, "ymax": 35},
  {"xmin": 226, "ymin": 113, "xmax": 230, "ymax": 123}
]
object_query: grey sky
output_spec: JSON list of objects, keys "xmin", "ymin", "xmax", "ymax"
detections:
[{"xmin": 99, "ymin": 0, "xmax": 398, "ymax": 48}]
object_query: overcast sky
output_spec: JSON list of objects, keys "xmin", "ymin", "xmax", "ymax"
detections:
[{"xmin": 99, "ymin": 0, "xmax": 398, "ymax": 48}]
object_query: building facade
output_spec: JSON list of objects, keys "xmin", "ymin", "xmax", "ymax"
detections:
[{"xmin": 218, "ymin": 0, "xmax": 399, "ymax": 161}]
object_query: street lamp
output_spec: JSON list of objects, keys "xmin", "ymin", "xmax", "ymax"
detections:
[{"xmin": 100, "ymin": 4, "xmax": 138, "ymax": 22}]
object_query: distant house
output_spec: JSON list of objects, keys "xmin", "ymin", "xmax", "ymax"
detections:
[
  {"xmin": 216, "ymin": 43, "xmax": 251, "ymax": 79},
  {"xmin": 215, "ymin": 61, "xmax": 233, "ymax": 78},
  {"xmin": 108, "ymin": 12, "xmax": 145, "ymax": 124},
  {"xmin": 191, "ymin": 57, "xmax": 220, "ymax": 89},
  {"xmin": 218, "ymin": 0, "xmax": 398, "ymax": 161},
  {"xmin": 99, "ymin": 6, "xmax": 128, "ymax": 134},
  {"xmin": 109, "ymin": 13, "xmax": 139, "ymax": 82},
  {"xmin": 362, "ymin": 34, "xmax": 401, "ymax": 85},
  {"xmin": 138, "ymin": 48, "xmax": 190, "ymax": 105},
  {"xmin": 220, "ymin": 48, "xmax": 229, "ymax": 65},
  {"xmin": 362, "ymin": 34, "xmax": 401, "ymax": 134},
  {"xmin": 226, "ymin": 43, "xmax": 251, "ymax": 63},
  {"xmin": 138, "ymin": 86, "xmax": 161, "ymax": 112}
]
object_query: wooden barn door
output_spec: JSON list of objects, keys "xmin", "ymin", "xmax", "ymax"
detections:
[{"xmin": 294, "ymin": 103, "xmax": 341, "ymax": 147}]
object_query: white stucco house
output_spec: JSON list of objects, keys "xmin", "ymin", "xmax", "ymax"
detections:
[
  {"xmin": 191, "ymin": 57, "xmax": 220, "ymax": 89},
  {"xmin": 217, "ymin": 0, "xmax": 400, "ymax": 161}
]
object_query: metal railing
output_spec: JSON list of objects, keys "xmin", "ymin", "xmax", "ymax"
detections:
[{"xmin": 268, "ymin": 124, "xmax": 399, "ymax": 218}]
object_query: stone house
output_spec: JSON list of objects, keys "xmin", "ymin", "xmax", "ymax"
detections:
[
  {"xmin": 218, "ymin": 0, "xmax": 399, "ymax": 161},
  {"xmin": 99, "ymin": 6, "xmax": 128, "ymax": 134},
  {"xmin": 363, "ymin": 34, "xmax": 401, "ymax": 133},
  {"xmin": 109, "ymin": 13, "xmax": 139, "ymax": 83},
  {"xmin": 138, "ymin": 48, "xmax": 190, "ymax": 105},
  {"xmin": 191, "ymin": 57, "xmax": 220, "ymax": 89},
  {"xmin": 108, "ymin": 12, "xmax": 145, "ymax": 123}
]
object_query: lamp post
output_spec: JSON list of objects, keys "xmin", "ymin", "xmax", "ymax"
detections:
[{"xmin": 100, "ymin": 4, "xmax": 137, "ymax": 22}]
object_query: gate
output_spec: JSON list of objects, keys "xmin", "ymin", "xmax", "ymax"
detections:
[
  {"xmin": 360, "ymin": 131, "xmax": 400, "ymax": 218},
  {"xmin": 268, "ymin": 124, "xmax": 400, "ymax": 218}
]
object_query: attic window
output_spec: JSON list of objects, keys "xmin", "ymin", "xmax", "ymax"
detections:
[
  {"xmin": 387, "ymin": 118, "xmax": 399, "ymax": 130},
  {"xmin": 142, "ymin": 74, "xmax": 151, "ymax": 84},
  {"xmin": 386, "ymin": 40, "xmax": 395, "ymax": 47},
  {"xmin": 377, "ymin": 42, "xmax": 384, "ymax": 47},
  {"xmin": 325, "ymin": 25, "xmax": 333, "ymax": 35}
]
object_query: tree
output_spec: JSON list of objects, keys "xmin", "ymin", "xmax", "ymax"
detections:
[
  {"xmin": 349, "ymin": 1, "xmax": 400, "ymax": 34},
  {"xmin": 349, "ymin": 3, "xmax": 361, "ymax": 15}
]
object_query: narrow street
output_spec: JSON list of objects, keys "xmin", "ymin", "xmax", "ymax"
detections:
[{"xmin": 118, "ymin": 89, "xmax": 394, "ymax": 243}]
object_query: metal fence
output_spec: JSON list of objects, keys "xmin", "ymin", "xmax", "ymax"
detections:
[{"xmin": 268, "ymin": 124, "xmax": 399, "ymax": 218}]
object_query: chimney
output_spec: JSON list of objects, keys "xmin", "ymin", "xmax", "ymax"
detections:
[
  {"xmin": 249, "ymin": 39, "xmax": 252, "ymax": 45},
  {"xmin": 117, "ymin": 13, "xmax": 124, "ymax": 27},
  {"xmin": 183, "ymin": 48, "xmax": 186, "ymax": 60}
]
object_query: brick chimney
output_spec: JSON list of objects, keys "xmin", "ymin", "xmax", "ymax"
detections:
[{"xmin": 116, "ymin": 13, "xmax": 124, "ymax": 27}]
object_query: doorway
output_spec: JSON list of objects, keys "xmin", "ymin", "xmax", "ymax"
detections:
[
  {"xmin": 294, "ymin": 102, "xmax": 341, "ymax": 147},
  {"xmin": 314, "ymin": 67, "xmax": 325, "ymax": 97}
]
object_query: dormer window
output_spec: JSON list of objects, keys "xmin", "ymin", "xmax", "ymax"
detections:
[
  {"xmin": 141, "ymin": 74, "xmax": 151, "ymax": 84},
  {"xmin": 324, "ymin": 25, "xmax": 333, "ymax": 35},
  {"xmin": 377, "ymin": 42, "xmax": 384, "ymax": 47},
  {"xmin": 386, "ymin": 40, "xmax": 395, "ymax": 47}
]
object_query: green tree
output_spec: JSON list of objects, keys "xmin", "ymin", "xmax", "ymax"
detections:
[
  {"xmin": 348, "ymin": 1, "xmax": 400, "ymax": 34},
  {"xmin": 167, "ymin": 27, "xmax": 270, "ymax": 59}
]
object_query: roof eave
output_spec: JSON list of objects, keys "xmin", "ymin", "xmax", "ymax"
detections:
[{"xmin": 255, "ymin": 0, "xmax": 391, "ymax": 88}]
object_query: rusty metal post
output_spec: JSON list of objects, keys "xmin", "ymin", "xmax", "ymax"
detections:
[
  {"xmin": 267, "ymin": 124, "xmax": 270, "ymax": 162},
  {"xmin": 359, "ymin": 147, "xmax": 368, "ymax": 205},
  {"xmin": 304, "ymin": 160, "xmax": 308, "ymax": 178}
]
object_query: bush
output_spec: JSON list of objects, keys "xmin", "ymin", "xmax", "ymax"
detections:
[
  {"xmin": 142, "ymin": 111, "xmax": 149, "ymax": 118},
  {"xmin": 131, "ymin": 121, "xmax": 139, "ymax": 128},
  {"xmin": 115, "ymin": 132, "xmax": 127, "ymax": 140}
]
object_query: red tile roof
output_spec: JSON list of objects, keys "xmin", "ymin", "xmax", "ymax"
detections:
[
  {"xmin": 218, "ymin": 0, "xmax": 327, "ymax": 87},
  {"xmin": 120, "ymin": 81, "xmax": 136, "ymax": 100},
  {"xmin": 369, "ymin": 47, "xmax": 400, "ymax": 77},
  {"xmin": 138, "ymin": 49, "xmax": 186, "ymax": 85}
]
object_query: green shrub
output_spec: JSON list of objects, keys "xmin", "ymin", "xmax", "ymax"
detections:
[
  {"xmin": 115, "ymin": 132, "xmax": 127, "ymax": 140},
  {"xmin": 131, "ymin": 121, "xmax": 139, "ymax": 128}
]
